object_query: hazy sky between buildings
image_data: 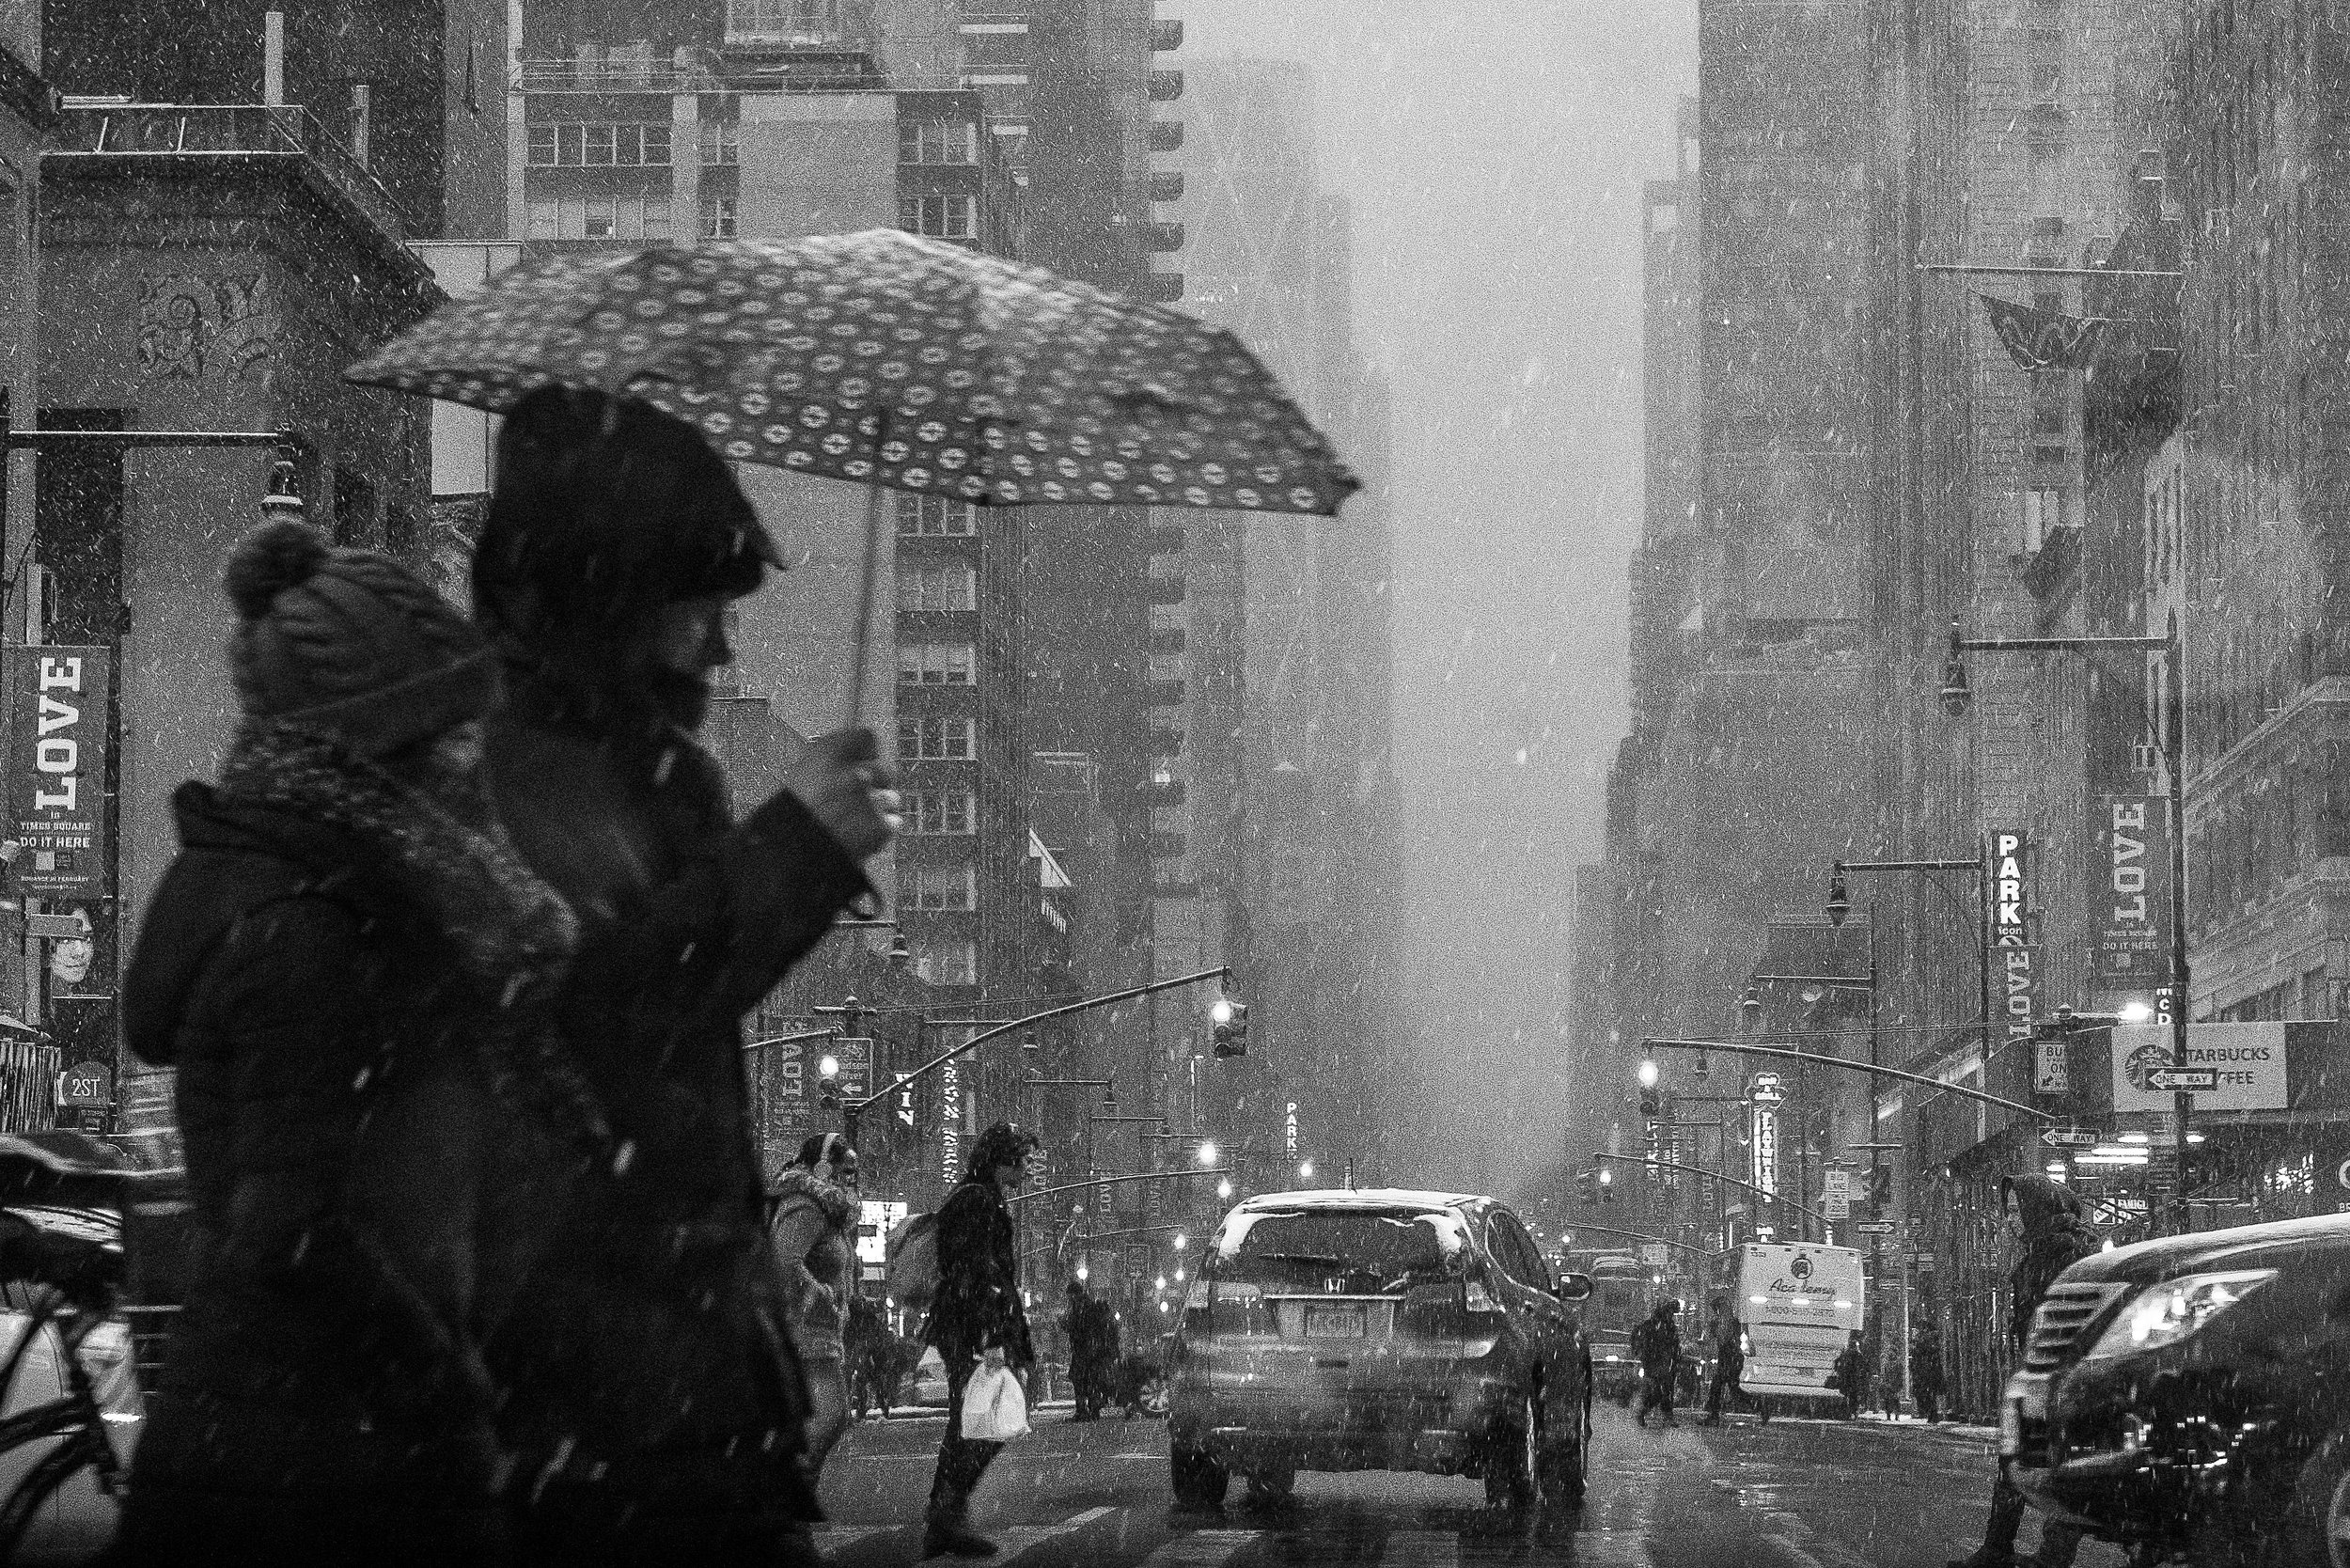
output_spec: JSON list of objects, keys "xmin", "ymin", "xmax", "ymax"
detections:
[{"xmin": 1175, "ymin": 0, "xmax": 1699, "ymax": 1184}]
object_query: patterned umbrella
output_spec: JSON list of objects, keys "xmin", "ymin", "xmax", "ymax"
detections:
[{"xmin": 344, "ymin": 230, "xmax": 1357, "ymax": 516}]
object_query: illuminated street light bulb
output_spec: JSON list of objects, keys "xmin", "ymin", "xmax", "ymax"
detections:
[
  {"xmin": 1076, "ymin": 1264, "xmax": 1089, "ymax": 1282},
  {"xmin": 1637, "ymin": 1057, "xmax": 1659, "ymax": 1090},
  {"xmin": 1171, "ymin": 1234, "xmax": 1187, "ymax": 1251},
  {"xmin": 1174, "ymin": 1267, "xmax": 1185, "ymax": 1282},
  {"xmin": 1299, "ymin": 1160, "xmax": 1315, "ymax": 1181},
  {"xmin": 818, "ymin": 1054, "xmax": 841, "ymax": 1079},
  {"xmin": 2118, "ymin": 1000, "xmax": 2154, "ymax": 1024},
  {"xmin": 1217, "ymin": 1179, "xmax": 1234, "ymax": 1200},
  {"xmin": 1198, "ymin": 1140, "xmax": 1220, "ymax": 1168},
  {"xmin": 1155, "ymin": 1276, "xmax": 1167, "ymax": 1290}
]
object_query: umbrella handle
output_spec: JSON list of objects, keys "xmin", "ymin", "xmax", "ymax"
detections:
[{"xmin": 846, "ymin": 473, "xmax": 883, "ymax": 729}]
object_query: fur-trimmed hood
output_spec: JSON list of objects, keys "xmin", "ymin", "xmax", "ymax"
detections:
[{"xmin": 768, "ymin": 1165, "xmax": 854, "ymax": 1230}]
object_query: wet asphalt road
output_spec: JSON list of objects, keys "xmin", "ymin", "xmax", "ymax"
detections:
[{"xmin": 814, "ymin": 1403, "xmax": 2134, "ymax": 1568}]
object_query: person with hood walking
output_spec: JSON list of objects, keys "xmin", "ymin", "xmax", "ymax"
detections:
[
  {"xmin": 1912, "ymin": 1319, "xmax": 1949, "ymax": 1424},
  {"xmin": 1699, "ymin": 1296, "xmax": 1743, "ymax": 1425},
  {"xmin": 469, "ymin": 386, "xmax": 894, "ymax": 1566},
  {"xmin": 770, "ymin": 1133, "xmax": 861, "ymax": 1477},
  {"xmin": 924, "ymin": 1122, "xmax": 1039, "ymax": 1557},
  {"xmin": 1949, "ymin": 1173, "xmax": 2102, "ymax": 1568},
  {"xmin": 116, "ymin": 523, "xmax": 598, "ymax": 1567},
  {"xmin": 1630, "ymin": 1299, "xmax": 1683, "ymax": 1428}
]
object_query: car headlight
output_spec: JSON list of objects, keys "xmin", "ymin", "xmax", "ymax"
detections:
[{"xmin": 2085, "ymin": 1270, "xmax": 2277, "ymax": 1358}]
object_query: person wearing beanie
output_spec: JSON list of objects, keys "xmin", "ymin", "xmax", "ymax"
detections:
[
  {"xmin": 467, "ymin": 386, "xmax": 893, "ymax": 1568},
  {"xmin": 115, "ymin": 521, "xmax": 603, "ymax": 1568}
]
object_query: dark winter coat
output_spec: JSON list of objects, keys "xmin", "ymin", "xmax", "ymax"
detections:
[
  {"xmin": 478, "ymin": 660, "xmax": 868, "ymax": 1550},
  {"xmin": 1630, "ymin": 1311, "xmax": 1682, "ymax": 1376},
  {"xmin": 115, "ymin": 728, "xmax": 587, "ymax": 1568},
  {"xmin": 769, "ymin": 1166, "xmax": 856, "ymax": 1361},
  {"xmin": 1910, "ymin": 1325, "xmax": 1947, "ymax": 1394},
  {"xmin": 924, "ymin": 1175, "xmax": 1033, "ymax": 1369},
  {"xmin": 2003, "ymin": 1171, "xmax": 2104, "ymax": 1350}
]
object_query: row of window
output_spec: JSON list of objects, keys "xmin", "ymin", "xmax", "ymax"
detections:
[
  {"xmin": 525, "ymin": 195, "xmax": 744, "ymax": 242},
  {"xmin": 898, "ymin": 494, "xmax": 978, "ymax": 536},
  {"xmin": 527, "ymin": 122, "xmax": 672, "ymax": 167},
  {"xmin": 901, "ymin": 862, "xmax": 976, "ymax": 911},
  {"xmin": 900, "ymin": 716, "xmax": 975, "ymax": 760},
  {"xmin": 901, "ymin": 642, "xmax": 975, "ymax": 685},
  {"xmin": 901, "ymin": 195, "xmax": 977, "ymax": 239},
  {"xmin": 526, "ymin": 118, "xmax": 977, "ymax": 170},
  {"xmin": 905, "ymin": 789, "xmax": 975, "ymax": 835},
  {"xmin": 900, "ymin": 562, "xmax": 977, "ymax": 612}
]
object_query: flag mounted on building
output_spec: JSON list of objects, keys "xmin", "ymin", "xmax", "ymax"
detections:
[{"xmin": 1979, "ymin": 294, "xmax": 2109, "ymax": 370}]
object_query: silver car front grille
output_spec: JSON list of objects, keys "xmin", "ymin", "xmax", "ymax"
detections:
[{"xmin": 2022, "ymin": 1281, "xmax": 2132, "ymax": 1372}]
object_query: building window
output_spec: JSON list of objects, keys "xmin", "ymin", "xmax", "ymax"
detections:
[
  {"xmin": 2020, "ymin": 487, "xmax": 2064, "ymax": 553},
  {"xmin": 900, "ymin": 862, "xmax": 977, "ymax": 911},
  {"xmin": 899, "ymin": 194, "xmax": 976, "ymax": 239},
  {"xmin": 899, "ymin": 118, "xmax": 977, "ymax": 165},
  {"xmin": 896, "ymin": 494, "xmax": 977, "ymax": 536},
  {"xmin": 529, "ymin": 196, "xmax": 673, "ymax": 243},
  {"xmin": 701, "ymin": 195, "xmax": 738, "ymax": 238},
  {"xmin": 908, "ymin": 790, "xmax": 976, "ymax": 835},
  {"xmin": 918, "ymin": 940, "xmax": 979, "ymax": 986},
  {"xmin": 728, "ymin": 0, "xmax": 842, "ymax": 42},
  {"xmin": 526, "ymin": 197, "xmax": 557, "ymax": 240},
  {"xmin": 899, "ymin": 562, "xmax": 976, "ymax": 612},
  {"xmin": 900, "ymin": 642, "xmax": 977, "ymax": 685},
  {"xmin": 698, "ymin": 119, "xmax": 740, "ymax": 166},
  {"xmin": 526, "ymin": 122, "xmax": 673, "ymax": 166},
  {"xmin": 900, "ymin": 716, "xmax": 975, "ymax": 760}
]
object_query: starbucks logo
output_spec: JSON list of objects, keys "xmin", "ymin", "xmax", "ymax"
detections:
[{"xmin": 2123, "ymin": 1041, "xmax": 2170, "ymax": 1092}]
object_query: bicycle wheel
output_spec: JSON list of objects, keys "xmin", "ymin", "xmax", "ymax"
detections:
[{"xmin": 0, "ymin": 1424, "xmax": 106, "ymax": 1559}]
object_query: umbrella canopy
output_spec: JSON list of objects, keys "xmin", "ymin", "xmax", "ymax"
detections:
[{"xmin": 345, "ymin": 231, "xmax": 1357, "ymax": 516}]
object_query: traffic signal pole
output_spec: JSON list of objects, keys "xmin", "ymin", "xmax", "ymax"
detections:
[
  {"xmin": 1645, "ymin": 1038, "xmax": 2060, "ymax": 1121},
  {"xmin": 1592, "ymin": 1152, "xmax": 1832, "ymax": 1231},
  {"xmin": 840, "ymin": 966, "xmax": 1234, "ymax": 1149}
]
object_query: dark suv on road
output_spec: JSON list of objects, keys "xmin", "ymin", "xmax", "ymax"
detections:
[
  {"xmin": 2002, "ymin": 1212, "xmax": 2350, "ymax": 1565},
  {"xmin": 1167, "ymin": 1188, "xmax": 1590, "ymax": 1515}
]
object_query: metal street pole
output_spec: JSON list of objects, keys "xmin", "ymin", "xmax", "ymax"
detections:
[
  {"xmin": 1645, "ymin": 1038, "xmax": 2061, "ymax": 1121},
  {"xmin": 1950, "ymin": 620, "xmax": 2193, "ymax": 1233},
  {"xmin": 1592, "ymin": 1152, "xmax": 1831, "ymax": 1228},
  {"xmin": 839, "ymin": 966, "xmax": 1231, "ymax": 1149}
]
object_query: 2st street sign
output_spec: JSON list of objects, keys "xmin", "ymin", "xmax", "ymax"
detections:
[{"xmin": 2144, "ymin": 1067, "xmax": 2219, "ymax": 1092}]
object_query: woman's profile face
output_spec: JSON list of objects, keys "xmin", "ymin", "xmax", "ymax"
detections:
[{"xmin": 650, "ymin": 593, "xmax": 733, "ymax": 676}]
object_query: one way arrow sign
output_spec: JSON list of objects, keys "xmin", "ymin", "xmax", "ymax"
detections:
[{"xmin": 2145, "ymin": 1068, "xmax": 2219, "ymax": 1092}]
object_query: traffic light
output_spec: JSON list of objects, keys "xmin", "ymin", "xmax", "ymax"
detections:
[
  {"xmin": 1639, "ymin": 1081, "xmax": 1662, "ymax": 1117},
  {"xmin": 1868, "ymin": 1165, "xmax": 1894, "ymax": 1215},
  {"xmin": 1577, "ymin": 1169, "xmax": 1597, "ymax": 1206},
  {"xmin": 818, "ymin": 1052, "xmax": 842, "ymax": 1110},
  {"xmin": 1211, "ymin": 996, "xmax": 1249, "ymax": 1058},
  {"xmin": 1598, "ymin": 1167, "xmax": 1616, "ymax": 1203}
]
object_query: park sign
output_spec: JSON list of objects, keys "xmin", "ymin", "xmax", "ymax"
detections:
[{"xmin": 2109, "ymin": 1023, "xmax": 2292, "ymax": 1113}]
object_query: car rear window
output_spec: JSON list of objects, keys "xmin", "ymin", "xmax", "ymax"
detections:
[{"xmin": 1214, "ymin": 1209, "xmax": 1464, "ymax": 1293}]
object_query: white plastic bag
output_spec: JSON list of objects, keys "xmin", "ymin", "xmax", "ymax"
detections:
[{"xmin": 960, "ymin": 1362, "xmax": 1031, "ymax": 1442}]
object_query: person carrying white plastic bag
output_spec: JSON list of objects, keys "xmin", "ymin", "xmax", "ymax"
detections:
[{"xmin": 960, "ymin": 1346, "xmax": 1031, "ymax": 1442}]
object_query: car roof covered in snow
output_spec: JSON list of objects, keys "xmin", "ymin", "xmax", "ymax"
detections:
[{"xmin": 1231, "ymin": 1187, "xmax": 1489, "ymax": 1212}]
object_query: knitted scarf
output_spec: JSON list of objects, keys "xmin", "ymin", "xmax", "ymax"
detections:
[{"xmin": 217, "ymin": 718, "xmax": 615, "ymax": 1162}]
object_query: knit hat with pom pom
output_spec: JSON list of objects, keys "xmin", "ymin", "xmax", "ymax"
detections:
[{"xmin": 225, "ymin": 521, "xmax": 497, "ymax": 757}]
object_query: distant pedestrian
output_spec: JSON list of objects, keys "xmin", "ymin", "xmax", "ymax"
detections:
[
  {"xmin": 923, "ymin": 1122, "xmax": 1040, "ymax": 1557},
  {"xmin": 1911, "ymin": 1321, "xmax": 1947, "ymax": 1423},
  {"xmin": 1833, "ymin": 1330, "xmax": 1869, "ymax": 1419},
  {"xmin": 1949, "ymin": 1174, "xmax": 2100, "ymax": 1568},
  {"xmin": 116, "ymin": 523, "xmax": 591, "ymax": 1568},
  {"xmin": 1630, "ymin": 1298, "xmax": 1683, "ymax": 1428},
  {"xmin": 769, "ymin": 1133, "xmax": 861, "ymax": 1477},
  {"xmin": 1700, "ymin": 1296, "xmax": 1743, "ymax": 1425},
  {"xmin": 1065, "ymin": 1281, "xmax": 1118, "ymax": 1421}
]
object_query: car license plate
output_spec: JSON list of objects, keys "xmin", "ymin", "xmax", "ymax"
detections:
[{"xmin": 1306, "ymin": 1305, "xmax": 1365, "ymax": 1337}]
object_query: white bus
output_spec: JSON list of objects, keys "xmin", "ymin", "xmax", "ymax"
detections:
[{"xmin": 1732, "ymin": 1243, "xmax": 1865, "ymax": 1410}]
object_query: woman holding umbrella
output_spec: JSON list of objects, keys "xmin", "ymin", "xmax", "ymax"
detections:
[{"xmin": 469, "ymin": 387, "xmax": 894, "ymax": 1567}]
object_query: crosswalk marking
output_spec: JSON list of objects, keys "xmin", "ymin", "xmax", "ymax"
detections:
[
  {"xmin": 1137, "ymin": 1529, "xmax": 1257, "ymax": 1568},
  {"xmin": 974, "ymin": 1505, "xmax": 1119, "ymax": 1562}
]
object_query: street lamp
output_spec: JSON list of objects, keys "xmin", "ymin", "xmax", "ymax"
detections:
[
  {"xmin": 1197, "ymin": 1140, "xmax": 1220, "ymax": 1168},
  {"xmin": 1825, "ymin": 864, "xmax": 1853, "ymax": 928},
  {"xmin": 1637, "ymin": 1056, "xmax": 1659, "ymax": 1090},
  {"xmin": 1298, "ymin": 1159, "xmax": 1315, "ymax": 1181},
  {"xmin": 1740, "ymin": 986, "xmax": 1764, "ymax": 1029}
]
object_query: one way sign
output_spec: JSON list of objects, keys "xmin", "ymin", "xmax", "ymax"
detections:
[{"xmin": 2145, "ymin": 1067, "xmax": 2219, "ymax": 1092}]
